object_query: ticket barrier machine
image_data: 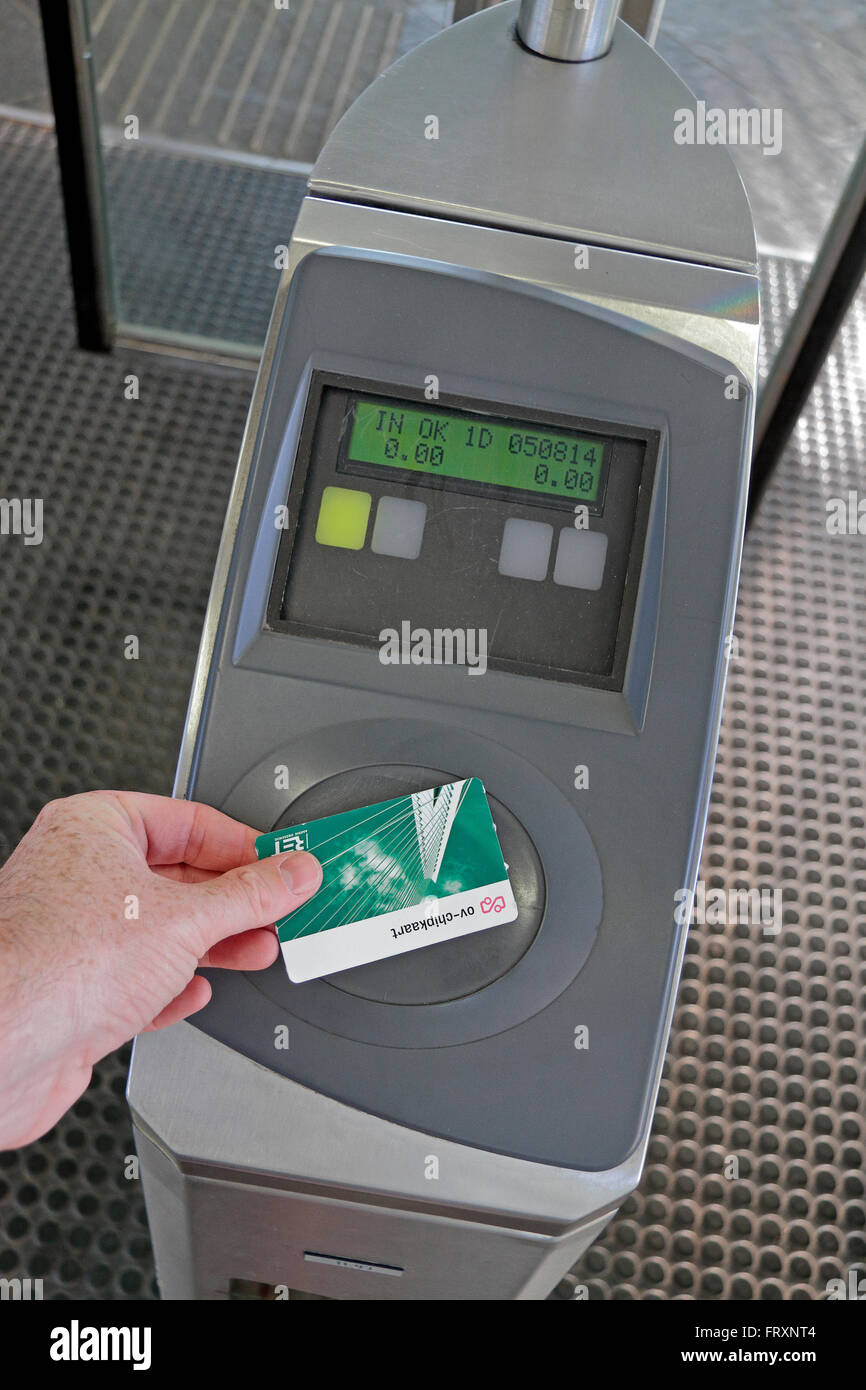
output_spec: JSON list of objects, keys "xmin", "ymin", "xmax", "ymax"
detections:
[{"xmin": 128, "ymin": 0, "xmax": 760, "ymax": 1300}]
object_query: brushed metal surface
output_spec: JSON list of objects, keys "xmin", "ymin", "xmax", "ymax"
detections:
[
  {"xmin": 129, "ymin": 1022, "xmax": 642, "ymax": 1232},
  {"xmin": 309, "ymin": 4, "xmax": 756, "ymax": 271}
]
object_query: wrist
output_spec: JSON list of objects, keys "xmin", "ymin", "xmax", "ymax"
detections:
[{"xmin": 0, "ymin": 924, "xmax": 91, "ymax": 1149}]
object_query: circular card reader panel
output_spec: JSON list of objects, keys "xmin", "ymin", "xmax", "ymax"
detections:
[
  {"xmin": 273, "ymin": 766, "xmax": 545, "ymax": 1005},
  {"xmin": 221, "ymin": 718, "xmax": 603, "ymax": 1048}
]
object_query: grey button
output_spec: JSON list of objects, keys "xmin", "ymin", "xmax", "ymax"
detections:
[
  {"xmin": 498, "ymin": 517, "xmax": 553, "ymax": 581},
  {"xmin": 553, "ymin": 528, "xmax": 608, "ymax": 590},
  {"xmin": 371, "ymin": 496, "xmax": 428, "ymax": 559}
]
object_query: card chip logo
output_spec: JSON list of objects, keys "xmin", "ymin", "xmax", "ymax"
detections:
[
  {"xmin": 274, "ymin": 829, "xmax": 310, "ymax": 853},
  {"xmin": 481, "ymin": 895, "xmax": 507, "ymax": 914}
]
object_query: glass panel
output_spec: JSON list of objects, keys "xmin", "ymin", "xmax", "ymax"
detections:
[
  {"xmin": 654, "ymin": 0, "xmax": 866, "ymax": 265},
  {"xmin": 83, "ymin": 0, "xmax": 454, "ymax": 355}
]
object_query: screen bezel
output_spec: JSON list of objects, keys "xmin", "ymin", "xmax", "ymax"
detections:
[{"xmin": 265, "ymin": 371, "xmax": 660, "ymax": 693}]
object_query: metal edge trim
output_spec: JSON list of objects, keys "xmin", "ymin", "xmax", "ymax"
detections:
[{"xmin": 172, "ymin": 270, "xmax": 295, "ymax": 797}]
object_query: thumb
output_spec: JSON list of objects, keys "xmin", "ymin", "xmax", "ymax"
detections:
[{"xmin": 187, "ymin": 850, "xmax": 323, "ymax": 953}]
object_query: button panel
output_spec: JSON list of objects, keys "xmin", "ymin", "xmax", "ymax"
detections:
[
  {"xmin": 371, "ymin": 496, "xmax": 428, "ymax": 559},
  {"xmin": 498, "ymin": 518, "xmax": 553, "ymax": 581},
  {"xmin": 315, "ymin": 486, "xmax": 371, "ymax": 550},
  {"xmin": 553, "ymin": 529, "xmax": 608, "ymax": 590}
]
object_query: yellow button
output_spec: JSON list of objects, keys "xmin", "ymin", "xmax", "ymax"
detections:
[{"xmin": 315, "ymin": 486, "xmax": 372, "ymax": 550}]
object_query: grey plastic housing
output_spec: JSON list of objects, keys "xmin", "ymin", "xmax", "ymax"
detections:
[{"xmin": 175, "ymin": 246, "xmax": 754, "ymax": 1172}]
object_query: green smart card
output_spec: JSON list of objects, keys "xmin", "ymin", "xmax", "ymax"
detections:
[{"xmin": 255, "ymin": 778, "xmax": 518, "ymax": 983}]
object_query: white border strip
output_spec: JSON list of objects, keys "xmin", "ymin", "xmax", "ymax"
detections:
[{"xmin": 281, "ymin": 880, "xmax": 518, "ymax": 983}]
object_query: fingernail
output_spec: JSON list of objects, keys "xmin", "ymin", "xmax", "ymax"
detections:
[{"xmin": 278, "ymin": 851, "xmax": 322, "ymax": 896}]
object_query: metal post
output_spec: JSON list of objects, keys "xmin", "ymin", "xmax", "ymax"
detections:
[
  {"xmin": 453, "ymin": 0, "xmax": 660, "ymax": 47},
  {"xmin": 621, "ymin": 0, "xmax": 665, "ymax": 46},
  {"xmin": 516, "ymin": 0, "xmax": 623, "ymax": 61},
  {"xmin": 38, "ymin": 0, "xmax": 115, "ymax": 351},
  {"xmin": 748, "ymin": 140, "xmax": 866, "ymax": 521},
  {"xmin": 452, "ymin": 0, "xmax": 496, "ymax": 19}
]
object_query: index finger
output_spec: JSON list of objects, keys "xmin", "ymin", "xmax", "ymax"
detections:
[{"xmin": 109, "ymin": 791, "xmax": 261, "ymax": 871}]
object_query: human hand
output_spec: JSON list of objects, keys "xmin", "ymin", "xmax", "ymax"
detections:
[{"xmin": 0, "ymin": 791, "xmax": 322, "ymax": 1149}]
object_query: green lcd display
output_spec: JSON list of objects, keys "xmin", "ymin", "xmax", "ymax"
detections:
[{"xmin": 345, "ymin": 397, "xmax": 607, "ymax": 507}]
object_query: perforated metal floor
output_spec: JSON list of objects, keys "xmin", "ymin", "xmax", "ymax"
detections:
[{"xmin": 0, "ymin": 117, "xmax": 863, "ymax": 1300}]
